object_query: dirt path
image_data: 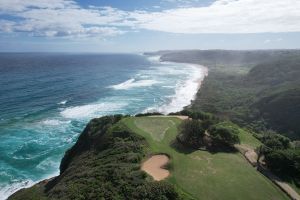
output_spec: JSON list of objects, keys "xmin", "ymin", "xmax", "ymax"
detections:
[
  {"xmin": 258, "ymin": 168, "xmax": 300, "ymax": 200},
  {"xmin": 141, "ymin": 155, "xmax": 170, "ymax": 181},
  {"xmin": 236, "ymin": 144, "xmax": 300, "ymax": 200},
  {"xmin": 235, "ymin": 144, "xmax": 258, "ymax": 166}
]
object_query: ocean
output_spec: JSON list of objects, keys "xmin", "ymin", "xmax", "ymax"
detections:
[{"xmin": 0, "ymin": 53, "xmax": 207, "ymax": 199}]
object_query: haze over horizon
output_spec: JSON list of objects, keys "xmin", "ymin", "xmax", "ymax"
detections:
[{"xmin": 0, "ymin": 0, "xmax": 300, "ymax": 52}]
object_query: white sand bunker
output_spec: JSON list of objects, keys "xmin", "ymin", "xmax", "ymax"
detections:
[{"xmin": 141, "ymin": 154, "xmax": 170, "ymax": 181}]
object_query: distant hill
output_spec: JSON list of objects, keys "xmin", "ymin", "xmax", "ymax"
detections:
[
  {"xmin": 155, "ymin": 49, "xmax": 300, "ymax": 67},
  {"xmin": 157, "ymin": 50, "xmax": 300, "ymax": 139}
]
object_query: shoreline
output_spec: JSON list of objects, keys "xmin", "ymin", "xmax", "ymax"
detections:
[
  {"xmin": 2, "ymin": 172, "xmax": 59, "ymax": 200},
  {"xmin": 6, "ymin": 55, "xmax": 208, "ymax": 200},
  {"xmin": 144, "ymin": 55, "xmax": 208, "ymax": 114}
]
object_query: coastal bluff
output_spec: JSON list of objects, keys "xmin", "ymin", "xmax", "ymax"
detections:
[{"xmin": 8, "ymin": 115, "xmax": 180, "ymax": 200}]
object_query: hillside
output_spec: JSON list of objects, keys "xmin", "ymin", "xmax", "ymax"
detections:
[
  {"xmin": 9, "ymin": 115, "xmax": 181, "ymax": 200},
  {"xmin": 123, "ymin": 116, "xmax": 288, "ymax": 200},
  {"xmin": 9, "ymin": 115, "xmax": 290, "ymax": 200},
  {"xmin": 157, "ymin": 49, "xmax": 300, "ymax": 67},
  {"xmin": 157, "ymin": 50, "xmax": 300, "ymax": 139}
]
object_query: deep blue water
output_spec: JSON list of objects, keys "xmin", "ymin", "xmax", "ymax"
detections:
[{"xmin": 0, "ymin": 53, "xmax": 206, "ymax": 199}]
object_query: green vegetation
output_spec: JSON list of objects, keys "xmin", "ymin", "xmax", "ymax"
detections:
[
  {"xmin": 176, "ymin": 117, "xmax": 240, "ymax": 150},
  {"xmin": 10, "ymin": 115, "xmax": 290, "ymax": 200},
  {"xmin": 190, "ymin": 56, "xmax": 300, "ymax": 139},
  {"xmin": 177, "ymin": 120, "xmax": 205, "ymax": 148},
  {"xmin": 9, "ymin": 115, "xmax": 182, "ymax": 200},
  {"xmin": 209, "ymin": 122, "xmax": 240, "ymax": 147},
  {"xmin": 123, "ymin": 116, "xmax": 289, "ymax": 200},
  {"xmin": 159, "ymin": 50, "xmax": 300, "ymax": 67},
  {"xmin": 237, "ymin": 127, "xmax": 261, "ymax": 149},
  {"xmin": 9, "ymin": 49, "xmax": 300, "ymax": 199},
  {"xmin": 259, "ymin": 132, "xmax": 291, "ymax": 150},
  {"xmin": 161, "ymin": 50, "xmax": 300, "ymax": 139},
  {"xmin": 134, "ymin": 117, "xmax": 175, "ymax": 141},
  {"xmin": 256, "ymin": 132, "xmax": 300, "ymax": 189},
  {"xmin": 264, "ymin": 149, "xmax": 300, "ymax": 178},
  {"xmin": 161, "ymin": 49, "xmax": 300, "ymax": 193}
]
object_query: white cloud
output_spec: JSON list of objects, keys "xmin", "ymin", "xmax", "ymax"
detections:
[
  {"xmin": 0, "ymin": 0, "xmax": 78, "ymax": 13},
  {"xmin": 132, "ymin": 0, "xmax": 300, "ymax": 33},
  {"xmin": 0, "ymin": 20, "xmax": 16, "ymax": 32},
  {"xmin": 0, "ymin": 1, "xmax": 128, "ymax": 38},
  {"xmin": 264, "ymin": 39, "xmax": 271, "ymax": 44},
  {"xmin": 0, "ymin": 0, "xmax": 299, "ymax": 39}
]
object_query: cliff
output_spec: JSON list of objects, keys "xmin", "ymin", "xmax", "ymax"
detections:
[{"xmin": 9, "ymin": 115, "xmax": 180, "ymax": 200}]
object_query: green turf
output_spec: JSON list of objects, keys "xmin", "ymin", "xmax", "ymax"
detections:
[
  {"xmin": 134, "ymin": 117, "xmax": 175, "ymax": 141},
  {"xmin": 238, "ymin": 128, "xmax": 262, "ymax": 149},
  {"xmin": 122, "ymin": 116, "xmax": 289, "ymax": 200}
]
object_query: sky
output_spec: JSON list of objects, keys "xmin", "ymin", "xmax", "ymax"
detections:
[{"xmin": 0, "ymin": 0, "xmax": 300, "ymax": 52}]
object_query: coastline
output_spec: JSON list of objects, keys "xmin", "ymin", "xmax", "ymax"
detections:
[
  {"xmin": 144, "ymin": 55, "xmax": 208, "ymax": 114},
  {"xmin": 5, "ymin": 55, "xmax": 208, "ymax": 200},
  {"xmin": 2, "ymin": 173, "xmax": 58, "ymax": 200}
]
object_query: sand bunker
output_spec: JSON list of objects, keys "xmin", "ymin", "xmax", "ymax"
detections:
[{"xmin": 141, "ymin": 155, "xmax": 170, "ymax": 181}]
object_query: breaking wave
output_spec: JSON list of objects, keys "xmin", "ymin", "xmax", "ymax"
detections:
[{"xmin": 109, "ymin": 78, "xmax": 159, "ymax": 90}]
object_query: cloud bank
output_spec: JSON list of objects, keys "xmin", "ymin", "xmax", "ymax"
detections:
[{"xmin": 0, "ymin": 0, "xmax": 299, "ymax": 39}]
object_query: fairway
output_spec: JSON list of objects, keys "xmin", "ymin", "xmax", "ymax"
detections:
[{"xmin": 122, "ymin": 116, "xmax": 289, "ymax": 200}]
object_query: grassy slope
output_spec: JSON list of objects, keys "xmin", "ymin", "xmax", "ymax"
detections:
[
  {"xmin": 239, "ymin": 129, "xmax": 261, "ymax": 149},
  {"xmin": 122, "ymin": 116, "xmax": 289, "ymax": 200}
]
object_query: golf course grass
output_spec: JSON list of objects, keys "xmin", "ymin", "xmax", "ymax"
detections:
[{"xmin": 121, "ymin": 116, "xmax": 289, "ymax": 200}]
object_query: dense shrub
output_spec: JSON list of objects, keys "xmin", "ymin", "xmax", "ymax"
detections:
[
  {"xmin": 177, "ymin": 120, "xmax": 205, "ymax": 148},
  {"xmin": 189, "ymin": 54, "xmax": 300, "ymax": 139},
  {"xmin": 10, "ymin": 115, "xmax": 181, "ymax": 200},
  {"xmin": 256, "ymin": 131, "xmax": 298, "ymax": 181},
  {"xmin": 260, "ymin": 131, "xmax": 291, "ymax": 150},
  {"xmin": 209, "ymin": 122, "xmax": 240, "ymax": 147},
  {"xmin": 135, "ymin": 112, "xmax": 163, "ymax": 117},
  {"xmin": 133, "ymin": 182, "xmax": 181, "ymax": 200},
  {"xmin": 264, "ymin": 149, "xmax": 300, "ymax": 178}
]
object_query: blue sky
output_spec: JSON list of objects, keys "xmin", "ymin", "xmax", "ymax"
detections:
[{"xmin": 0, "ymin": 0, "xmax": 299, "ymax": 52}]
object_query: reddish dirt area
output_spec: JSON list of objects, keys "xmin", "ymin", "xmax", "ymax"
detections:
[{"xmin": 141, "ymin": 155, "xmax": 170, "ymax": 181}]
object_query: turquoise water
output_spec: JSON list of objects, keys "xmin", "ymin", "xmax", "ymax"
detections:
[{"xmin": 0, "ymin": 53, "xmax": 206, "ymax": 199}]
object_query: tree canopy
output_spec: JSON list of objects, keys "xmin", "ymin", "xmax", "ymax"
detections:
[
  {"xmin": 209, "ymin": 122, "xmax": 240, "ymax": 147},
  {"xmin": 177, "ymin": 119, "xmax": 205, "ymax": 148}
]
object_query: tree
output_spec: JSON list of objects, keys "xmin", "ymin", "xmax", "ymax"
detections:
[
  {"xmin": 261, "ymin": 131, "xmax": 291, "ymax": 150},
  {"xmin": 264, "ymin": 149, "xmax": 300, "ymax": 178},
  {"xmin": 177, "ymin": 119, "xmax": 205, "ymax": 148},
  {"xmin": 209, "ymin": 122, "xmax": 240, "ymax": 147}
]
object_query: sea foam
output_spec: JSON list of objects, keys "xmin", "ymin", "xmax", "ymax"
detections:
[
  {"xmin": 58, "ymin": 100, "xmax": 68, "ymax": 105},
  {"xmin": 144, "ymin": 56, "xmax": 208, "ymax": 114},
  {"xmin": 158, "ymin": 64, "xmax": 207, "ymax": 114},
  {"xmin": 1, "ymin": 54, "xmax": 208, "ymax": 199},
  {"xmin": 61, "ymin": 102, "xmax": 128, "ymax": 119},
  {"xmin": 109, "ymin": 78, "xmax": 159, "ymax": 90}
]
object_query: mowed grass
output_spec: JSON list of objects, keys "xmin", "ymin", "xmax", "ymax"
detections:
[
  {"xmin": 237, "ymin": 127, "xmax": 262, "ymax": 149},
  {"xmin": 134, "ymin": 117, "xmax": 175, "ymax": 141},
  {"xmin": 122, "ymin": 116, "xmax": 289, "ymax": 200}
]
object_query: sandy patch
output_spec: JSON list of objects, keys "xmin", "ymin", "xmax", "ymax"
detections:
[
  {"xmin": 235, "ymin": 144, "xmax": 258, "ymax": 166},
  {"xmin": 141, "ymin": 155, "xmax": 170, "ymax": 181}
]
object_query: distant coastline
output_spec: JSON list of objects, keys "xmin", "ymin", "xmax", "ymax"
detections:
[{"xmin": 143, "ymin": 54, "xmax": 208, "ymax": 114}]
